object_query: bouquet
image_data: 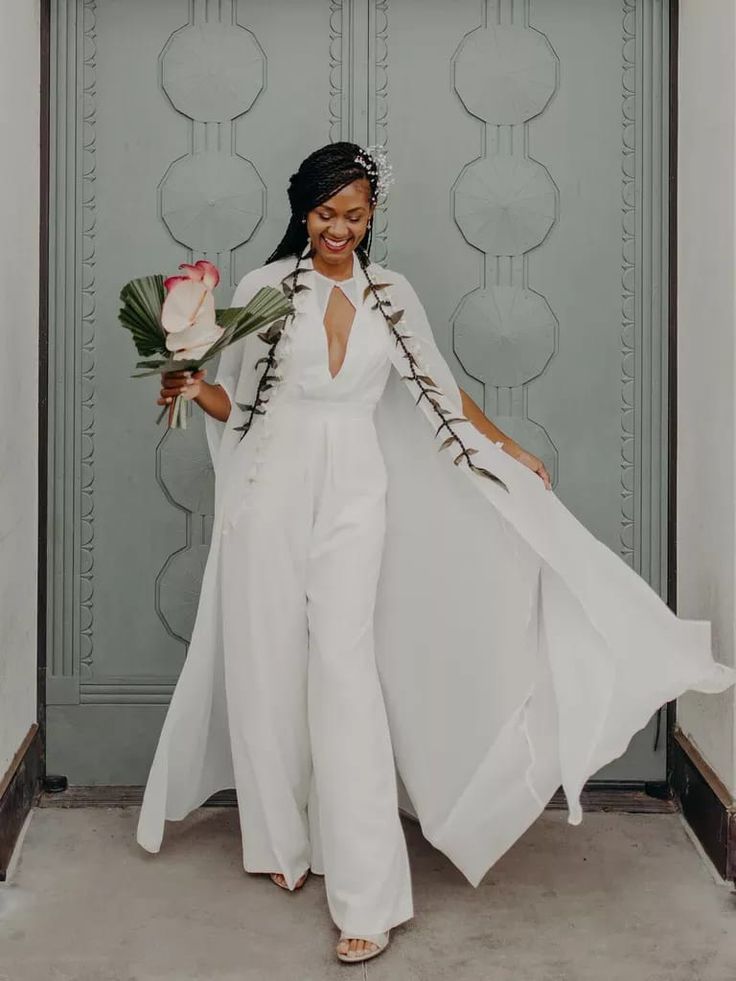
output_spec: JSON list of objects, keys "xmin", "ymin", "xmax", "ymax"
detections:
[{"xmin": 119, "ymin": 260, "xmax": 292, "ymax": 429}]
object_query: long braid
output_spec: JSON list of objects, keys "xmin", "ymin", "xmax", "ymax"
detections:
[
  {"xmin": 357, "ymin": 251, "xmax": 509, "ymax": 493},
  {"xmin": 243, "ymin": 143, "xmax": 509, "ymax": 491},
  {"xmin": 233, "ymin": 249, "xmax": 308, "ymax": 440},
  {"xmin": 236, "ymin": 142, "xmax": 379, "ymax": 443}
]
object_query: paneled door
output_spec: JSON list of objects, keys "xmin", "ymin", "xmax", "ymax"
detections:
[{"xmin": 47, "ymin": 0, "xmax": 671, "ymax": 784}]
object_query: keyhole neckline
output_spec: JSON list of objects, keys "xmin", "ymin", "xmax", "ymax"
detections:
[{"xmin": 319, "ymin": 282, "xmax": 358, "ymax": 382}]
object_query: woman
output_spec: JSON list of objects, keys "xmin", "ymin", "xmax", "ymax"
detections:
[{"xmin": 136, "ymin": 143, "xmax": 736, "ymax": 964}]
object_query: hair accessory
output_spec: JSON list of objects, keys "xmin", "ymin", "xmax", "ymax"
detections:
[{"xmin": 354, "ymin": 145, "xmax": 394, "ymax": 205}]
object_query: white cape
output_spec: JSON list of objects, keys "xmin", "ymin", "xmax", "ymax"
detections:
[{"xmin": 136, "ymin": 256, "xmax": 736, "ymax": 886}]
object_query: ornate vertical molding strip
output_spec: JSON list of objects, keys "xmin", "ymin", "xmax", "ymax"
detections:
[
  {"xmin": 368, "ymin": 0, "xmax": 389, "ymax": 263},
  {"xmin": 329, "ymin": 0, "xmax": 349, "ymax": 141},
  {"xmin": 620, "ymin": 0, "xmax": 637, "ymax": 570},
  {"xmin": 620, "ymin": 0, "xmax": 670, "ymax": 594},
  {"xmin": 47, "ymin": 0, "xmax": 95, "ymax": 704},
  {"xmin": 329, "ymin": 0, "xmax": 390, "ymax": 262},
  {"xmin": 80, "ymin": 0, "xmax": 97, "ymax": 680}
]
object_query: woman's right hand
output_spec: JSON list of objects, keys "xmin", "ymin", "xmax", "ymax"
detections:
[{"xmin": 157, "ymin": 369, "xmax": 206, "ymax": 407}]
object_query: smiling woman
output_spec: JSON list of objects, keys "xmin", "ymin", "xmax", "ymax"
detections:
[
  {"xmin": 309, "ymin": 184, "xmax": 373, "ymax": 264},
  {"xmin": 137, "ymin": 141, "xmax": 736, "ymax": 967}
]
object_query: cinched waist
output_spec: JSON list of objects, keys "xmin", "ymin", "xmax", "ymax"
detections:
[{"xmin": 270, "ymin": 397, "xmax": 377, "ymax": 420}]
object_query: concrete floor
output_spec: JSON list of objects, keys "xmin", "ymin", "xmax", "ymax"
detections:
[{"xmin": 0, "ymin": 807, "xmax": 734, "ymax": 981}]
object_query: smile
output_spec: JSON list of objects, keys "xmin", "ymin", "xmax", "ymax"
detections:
[{"xmin": 321, "ymin": 234, "xmax": 352, "ymax": 253}]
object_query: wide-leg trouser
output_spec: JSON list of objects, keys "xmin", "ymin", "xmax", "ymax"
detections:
[{"xmin": 219, "ymin": 399, "xmax": 414, "ymax": 934}]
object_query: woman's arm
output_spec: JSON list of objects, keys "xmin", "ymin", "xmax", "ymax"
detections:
[
  {"xmin": 459, "ymin": 388, "xmax": 521, "ymax": 457},
  {"xmin": 459, "ymin": 388, "xmax": 552, "ymax": 490},
  {"xmin": 158, "ymin": 369, "xmax": 232, "ymax": 422}
]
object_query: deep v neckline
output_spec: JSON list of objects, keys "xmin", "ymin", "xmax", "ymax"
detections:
[
  {"xmin": 310, "ymin": 260, "xmax": 362, "ymax": 382},
  {"xmin": 322, "ymin": 285, "xmax": 357, "ymax": 381}
]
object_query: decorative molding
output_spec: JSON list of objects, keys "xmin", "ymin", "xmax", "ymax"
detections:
[
  {"xmin": 618, "ymin": 0, "xmax": 670, "ymax": 591},
  {"xmin": 80, "ymin": 0, "xmax": 97, "ymax": 680},
  {"xmin": 453, "ymin": 285, "xmax": 555, "ymax": 389},
  {"xmin": 450, "ymin": 0, "xmax": 559, "ymax": 485},
  {"xmin": 329, "ymin": 0, "xmax": 390, "ymax": 262},
  {"xmin": 155, "ymin": 0, "xmax": 267, "ymax": 647},
  {"xmin": 453, "ymin": 22, "xmax": 556, "ymax": 124},
  {"xmin": 369, "ymin": 0, "xmax": 389, "ymax": 262},
  {"xmin": 329, "ymin": 0, "xmax": 347, "ymax": 141},
  {"xmin": 80, "ymin": 683, "xmax": 176, "ymax": 704},
  {"xmin": 620, "ymin": 0, "xmax": 636, "ymax": 569},
  {"xmin": 47, "ymin": 0, "xmax": 99, "ymax": 702},
  {"xmin": 453, "ymin": 155, "xmax": 557, "ymax": 256}
]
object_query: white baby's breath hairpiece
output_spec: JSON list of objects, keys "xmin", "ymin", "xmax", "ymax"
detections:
[{"xmin": 354, "ymin": 144, "xmax": 394, "ymax": 205}]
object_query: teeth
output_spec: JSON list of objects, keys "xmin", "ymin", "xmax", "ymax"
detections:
[{"xmin": 324, "ymin": 236, "xmax": 349, "ymax": 247}]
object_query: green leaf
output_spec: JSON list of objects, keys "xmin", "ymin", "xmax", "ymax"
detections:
[
  {"xmin": 135, "ymin": 359, "xmax": 167, "ymax": 370},
  {"xmin": 118, "ymin": 274, "xmax": 167, "ymax": 358}
]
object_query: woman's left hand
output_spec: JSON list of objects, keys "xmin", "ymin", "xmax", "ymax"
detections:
[{"xmin": 512, "ymin": 448, "xmax": 552, "ymax": 490}]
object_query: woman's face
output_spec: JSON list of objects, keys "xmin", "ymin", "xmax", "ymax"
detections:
[{"xmin": 305, "ymin": 178, "xmax": 374, "ymax": 269}]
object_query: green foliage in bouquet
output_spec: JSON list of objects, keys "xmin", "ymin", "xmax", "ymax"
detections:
[
  {"xmin": 118, "ymin": 263, "xmax": 293, "ymax": 428},
  {"xmin": 118, "ymin": 279, "xmax": 292, "ymax": 376}
]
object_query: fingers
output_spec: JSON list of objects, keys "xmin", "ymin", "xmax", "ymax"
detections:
[{"xmin": 159, "ymin": 369, "xmax": 203, "ymax": 404}]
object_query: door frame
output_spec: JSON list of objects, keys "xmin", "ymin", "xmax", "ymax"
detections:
[{"xmin": 35, "ymin": 0, "xmax": 682, "ymax": 798}]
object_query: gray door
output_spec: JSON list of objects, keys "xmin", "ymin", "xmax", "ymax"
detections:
[{"xmin": 47, "ymin": 0, "xmax": 671, "ymax": 784}]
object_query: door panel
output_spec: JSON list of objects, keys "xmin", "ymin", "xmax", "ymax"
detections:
[{"xmin": 47, "ymin": 0, "xmax": 671, "ymax": 784}]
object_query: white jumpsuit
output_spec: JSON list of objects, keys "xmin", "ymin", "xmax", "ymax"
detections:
[
  {"xmin": 137, "ymin": 253, "xmax": 736, "ymax": 927},
  {"xmin": 217, "ymin": 265, "xmax": 414, "ymax": 935}
]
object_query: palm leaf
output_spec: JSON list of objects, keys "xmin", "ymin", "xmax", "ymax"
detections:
[
  {"xmin": 124, "ymin": 282, "xmax": 293, "ymax": 378},
  {"xmin": 118, "ymin": 275, "xmax": 167, "ymax": 357}
]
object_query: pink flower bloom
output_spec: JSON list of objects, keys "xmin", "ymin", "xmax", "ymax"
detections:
[
  {"xmin": 161, "ymin": 278, "xmax": 223, "ymax": 361},
  {"xmin": 164, "ymin": 259, "xmax": 220, "ymax": 293}
]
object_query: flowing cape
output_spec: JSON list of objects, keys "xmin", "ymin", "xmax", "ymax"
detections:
[{"xmin": 136, "ymin": 256, "xmax": 736, "ymax": 886}]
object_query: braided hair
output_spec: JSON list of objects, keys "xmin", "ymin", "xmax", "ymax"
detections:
[
  {"xmin": 265, "ymin": 141, "xmax": 378, "ymax": 265},
  {"xmin": 247, "ymin": 143, "xmax": 508, "ymax": 490}
]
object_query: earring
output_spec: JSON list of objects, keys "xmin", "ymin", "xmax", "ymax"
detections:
[{"xmin": 301, "ymin": 217, "xmax": 306, "ymax": 224}]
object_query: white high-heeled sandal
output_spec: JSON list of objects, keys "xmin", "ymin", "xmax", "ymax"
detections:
[{"xmin": 336, "ymin": 929, "xmax": 390, "ymax": 963}]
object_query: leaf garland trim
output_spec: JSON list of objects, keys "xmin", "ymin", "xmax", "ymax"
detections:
[{"xmin": 360, "ymin": 263, "xmax": 510, "ymax": 494}]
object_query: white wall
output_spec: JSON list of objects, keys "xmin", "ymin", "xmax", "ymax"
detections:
[
  {"xmin": 677, "ymin": 0, "xmax": 736, "ymax": 796},
  {"xmin": 0, "ymin": 0, "xmax": 40, "ymax": 780}
]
